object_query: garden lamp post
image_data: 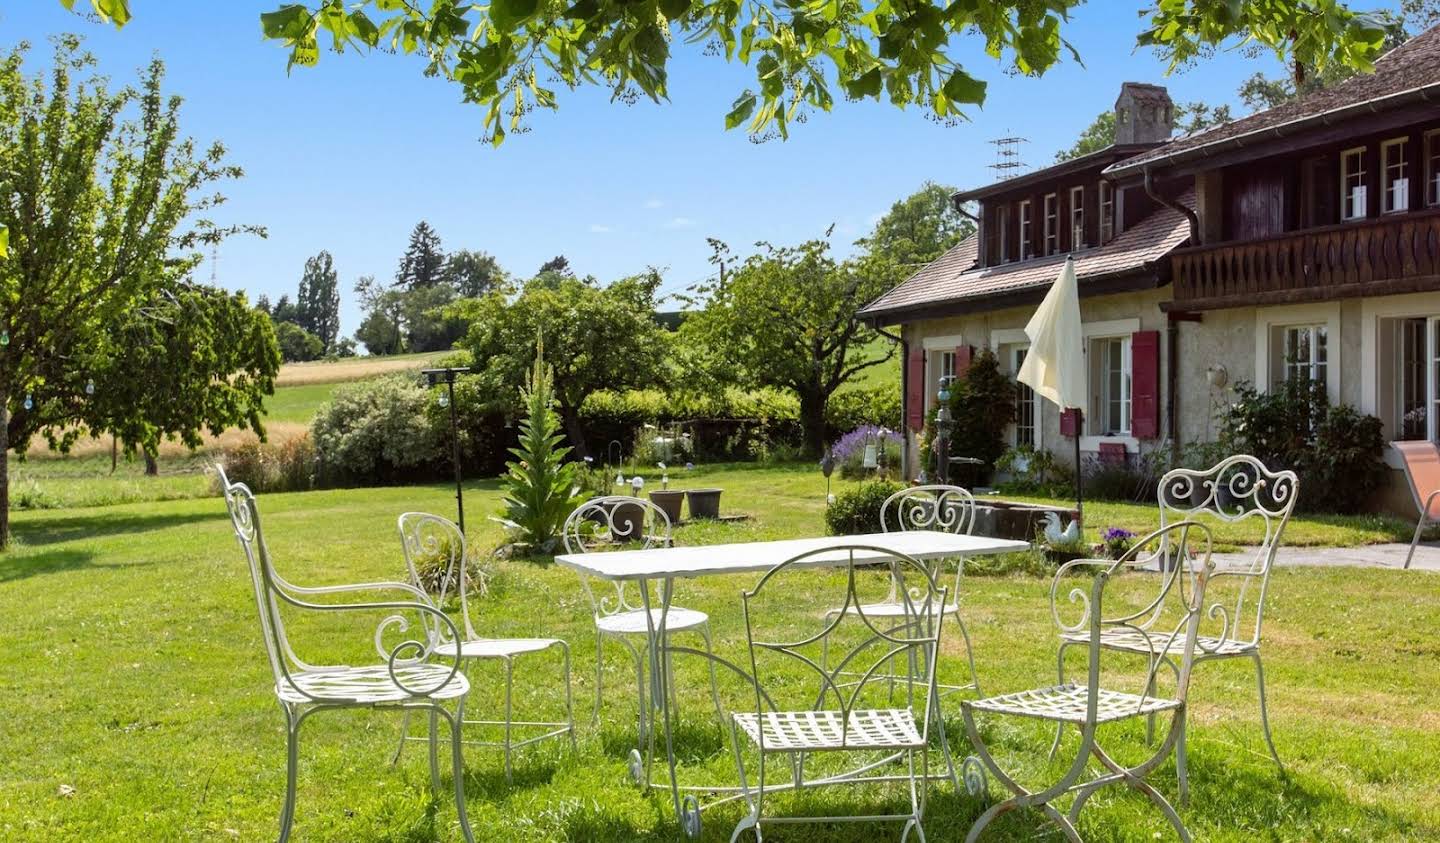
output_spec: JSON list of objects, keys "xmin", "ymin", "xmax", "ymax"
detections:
[
  {"xmin": 423, "ymin": 366, "xmax": 471, "ymax": 532},
  {"xmin": 821, "ymin": 447, "xmax": 835, "ymax": 506},
  {"xmin": 934, "ymin": 376, "xmax": 954, "ymax": 484}
]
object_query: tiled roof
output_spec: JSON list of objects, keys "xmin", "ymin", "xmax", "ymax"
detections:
[
  {"xmin": 859, "ymin": 191, "xmax": 1194, "ymax": 320},
  {"xmin": 1110, "ymin": 25, "xmax": 1440, "ymax": 175}
]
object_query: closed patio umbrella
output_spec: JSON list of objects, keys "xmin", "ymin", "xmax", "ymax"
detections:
[{"xmin": 1017, "ymin": 256, "xmax": 1088, "ymax": 522}]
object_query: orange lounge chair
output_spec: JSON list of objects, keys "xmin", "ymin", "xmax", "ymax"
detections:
[{"xmin": 1395, "ymin": 440, "xmax": 1440, "ymax": 569}]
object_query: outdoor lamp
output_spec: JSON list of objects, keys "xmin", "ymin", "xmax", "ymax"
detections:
[
  {"xmin": 659, "ymin": 462, "xmax": 668, "ymax": 490},
  {"xmin": 0, "ymin": 329, "xmax": 9, "ymax": 346},
  {"xmin": 85, "ymin": 378, "xmax": 95, "ymax": 396},
  {"xmin": 421, "ymin": 366, "xmax": 472, "ymax": 531},
  {"xmin": 820, "ymin": 448, "xmax": 835, "ymax": 506},
  {"xmin": 631, "ymin": 476, "xmax": 644, "ymax": 493}
]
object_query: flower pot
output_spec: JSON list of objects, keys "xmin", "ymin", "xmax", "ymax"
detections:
[
  {"xmin": 649, "ymin": 490, "xmax": 685, "ymax": 524},
  {"xmin": 591, "ymin": 499, "xmax": 644, "ymax": 541},
  {"xmin": 685, "ymin": 488, "xmax": 723, "ymax": 520}
]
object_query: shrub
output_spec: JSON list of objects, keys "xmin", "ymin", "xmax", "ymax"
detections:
[
  {"xmin": 409, "ymin": 534, "xmax": 493, "ymax": 601},
  {"xmin": 995, "ymin": 445, "xmax": 1069, "ymax": 496},
  {"xmin": 311, "ymin": 375, "xmax": 440, "ymax": 485},
  {"xmin": 496, "ymin": 345, "xmax": 584, "ymax": 555},
  {"xmin": 1217, "ymin": 378, "xmax": 1387, "ymax": 514},
  {"xmin": 825, "ymin": 479, "xmax": 903, "ymax": 535},
  {"xmin": 922, "ymin": 350, "xmax": 1015, "ymax": 485},
  {"xmin": 831, "ymin": 425, "xmax": 903, "ymax": 480},
  {"xmin": 826, "ymin": 386, "xmax": 902, "ymax": 436},
  {"xmin": 217, "ymin": 434, "xmax": 318, "ymax": 494},
  {"xmin": 1082, "ymin": 455, "xmax": 1156, "ymax": 503}
]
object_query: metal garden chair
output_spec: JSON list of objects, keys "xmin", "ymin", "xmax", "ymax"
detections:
[
  {"xmin": 216, "ymin": 467, "xmax": 474, "ymax": 843},
  {"xmin": 964, "ymin": 521, "xmax": 1214, "ymax": 842},
  {"xmin": 1052, "ymin": 454, "xmax": 1298, "ymax": 802},
  {"xmin": 563, "ymin": 495, "xmax": 722, "ymax": 740},
  {"xmin": 392, "ymin": 512, "xmax": 575, "ymax": 781},
  {"xmin": 729, "ymin": 544, "xmax": 947, "ymax": 842}
]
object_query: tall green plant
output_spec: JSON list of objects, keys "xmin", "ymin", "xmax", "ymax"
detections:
[{"xmin": 499, "ymin": 344, "xmax": 583, "ymax": 554}]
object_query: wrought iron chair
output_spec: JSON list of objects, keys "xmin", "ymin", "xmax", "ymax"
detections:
[
  {"xmin": 392, "ymin": 512, "xmax": 575, "ymax": 781},
  {"xmin": 1395, "ymin": 440, "xmax": 1440, "ymax": 569},
  {"xmin": 729, "ymin": 544, "xmax": 947, "ymax": 842},
  {"xmin": 1052, "ymin": 454, "xmax": 1298, "ymax": 802},
  {"xmin": 563, "ymin": 495, "xmax": 722, "ymax": 740},
  {"xmin": 964, "ymin": 521, "xmax": 1214, "ymax": 842},
  {"xmin": 216, "ymin": 467, "xmax": 474, "ymax": 843}
]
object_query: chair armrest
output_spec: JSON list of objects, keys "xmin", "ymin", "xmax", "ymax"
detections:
[
  {"xmin": 1049, "ymin": 520, "xmax": 1214, "ymax": 636},
  {"xmin": 270, "ymin": 588, "xmax": 464, "ymax": 699},
  {"xmin": 282, "ymin": 578, "xmax": 430, "ymax": 603}
]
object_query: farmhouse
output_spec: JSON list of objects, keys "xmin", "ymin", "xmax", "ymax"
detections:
[{"xmin": 860, "ymin": 25, "xmax": 1440, "ymax": 512}]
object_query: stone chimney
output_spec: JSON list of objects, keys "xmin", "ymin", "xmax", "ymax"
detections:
[{"xmin": 1114, "ymin": 82, "xmax": 1174, "ymax": 145}]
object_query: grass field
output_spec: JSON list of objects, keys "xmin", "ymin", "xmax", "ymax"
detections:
[{"xmin": 2, "ymin": 463, "xmax": 1437, "ymax": 841}]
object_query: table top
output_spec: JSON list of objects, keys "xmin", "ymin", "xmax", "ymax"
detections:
[{"xmin": 553, "ymin": 530, "xmax": 1030, "ymax": 581}]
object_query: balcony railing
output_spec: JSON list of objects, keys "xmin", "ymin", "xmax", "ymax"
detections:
[{"xmin": 1169, "ymin": 210, "xmax": 1440, "ymax": 310}]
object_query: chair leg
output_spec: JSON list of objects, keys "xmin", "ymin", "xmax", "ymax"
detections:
[
  {"xmin": 1047, "ymin": 642, "xmax": 1072, "ymax": 760},
  {"xmin": 429, "ymin": 709, "xmax": 442, "ymax": 796},
  {"xmin": 1406, "ymin": 517, "xmax": 1427, "ymax": 569},
  {"xmin": 558, "ymin": 641, "xmax": 577, "ymax": 751},
  {"xmin": 698, "ymin": 623, "xmax": 726, "ymax": 732},
  {"xmin": 592, "ymin": 633, "xmax": 605, "ymax": 727},
  {"xmin": 445, "ymin": 701, "xmax": 477, "ymax": 843},
  {"xmin": 502, "ymin": 657, "xmax": 515, "ymax": 783},
  {"xmin": 278, "ymin": 708, "xmax": 301, "ymax": 843},
  {"xmin": 1252, "ymin": 651, "xmax": 1284, "ymax": 774},
  {"xmin": 390, "ymin": 710, "xmax": 412, "ymax": 767},
  {"xmin": 952, "ymin": 612, "xmax": 983, "ymax": 697}
]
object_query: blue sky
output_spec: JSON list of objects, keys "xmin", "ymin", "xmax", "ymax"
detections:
[{"xmin": 0, "ymin": 2, "xmax": 1405, "ymax": 336}]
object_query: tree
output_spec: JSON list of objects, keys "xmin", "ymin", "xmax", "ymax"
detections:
[
  {"xmin": 275, "ymin": 321, "xmax": 324, "ymax": 362},
  {"xmin": 455, "ymin": 272, "xmax": 668, "ymax": 458},
  {"xmin": 400, "ymin": 283, "xmax": 467, "ymax": 352},
  {"xmin": 682, "ymin": 237, "xmax": 896, "ymax": 456},
  {"xmin": 255, "ymin": 293, "xmax": 272, "ymax": 315},
  {"xmin": 537, "ymin": 255, "xmax": 572, "ymax": 277},
  {"xmin": 89, "ymin": 285, "xmax": 281, "ymax": 475},
  {"xmin": 270, "ymin": 293, "xmax": 299, "ymax": 325},
  {"xmin": 396, "ymin": 221, "xmax": 446, "ymax": 290},
  {"xmin": 0, "ymin": 38, "xmax": 265, "ymax": 547},
  {"xmin": 445, "ymin": 249, "xmax": 508, "ymax": 298},
  {"xmin": 296, "ymin": 250, "xmax": 341, "ymax": 352},
  {"xmin": 858, "ymin": 182, "xmax": 972, "ymax": 271},
  {"xmin": 354, "ymin": 274, "xmax": 404, "ymax": 355}
]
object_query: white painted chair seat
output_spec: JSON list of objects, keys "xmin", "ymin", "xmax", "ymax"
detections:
[
  {"xmin": 594, "ymin": 606, "xmax": 709, "ymax": 635},
  {"xmin": 1061, "ymin": 628, "xmax": 1255, "ymax": 658},
  {"xmin": 734, "ymin": 708, "xmax": 924, "ymax": 751},
  {"xmin": 436, "ymin": 637, "xmax": 566, "ymax": 659},
  {"xmin": 848, "ymin": 598, "xmax": 958, "ymax": 619},
  {"xmin": 277, "ymin": 664, "xmax": 470, "ymax": 705},
  {"xmin": 968, "ymin": 683, "xmax": 1181, "ymax": 725}
]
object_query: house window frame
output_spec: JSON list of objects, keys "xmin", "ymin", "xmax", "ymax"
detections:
[
  {"xmin": 1099, "ymin": 181, "xmax": 1115, "ymax": 244},
  {"xmin": 1069, "ymin": 185, "xmax": 1086, "ymax": 250},
  {"xmin": 1280, "ymin": 324, "xmax": 1329, "ymax": 385},
  {"xmin": 1341, "ymin": 145, "xmax": 1368, "ymax": 221},
  {"xmin": 920, "ymin": 334, "xmax": 963, "ymax": 415},
  {"xmin": 1089, "ymin": 335, "xmax": 1132, "ymax": 436},
  {"xmin": 997, "ymin": 203, "xmax": 1011, "ymax": 263},
  {"xmin": 1381, "ymin": 137, "xmax": 1410, "ymax": 214},
  {"xmin": 1043, "ymin": 193, "xmax": 1059, "ymax": 256},
  {"xmin": 1255, "ymin": 303, "xmax": 1341, "ymax": 404},
  {"xmin": 1018, "ymin": 199, "xmax": 1033, "ymax": 260},
  {"xmin": 1425, "ymin": 129, "xmax": 1440, "ymax": 208},
  {"xmin": 1012, "ymin": 345, "xmax": 1040, "ymax": 449}
]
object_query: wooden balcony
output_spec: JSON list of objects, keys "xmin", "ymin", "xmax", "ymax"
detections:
[{"xmin": 1167, "ymin": 210, "xmax": 1440, "ymax": 311}]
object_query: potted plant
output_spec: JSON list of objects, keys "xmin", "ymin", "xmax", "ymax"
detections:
[
  {"xmin": 686, "ymin": 487, "xmax": 723, "ymax": 519},
  {"xmin": 649, "ymin": 462, "xmax": 685, "ymax": 523},
  {"xmin": 1099, "ymin": 526, "xmax": 1135, "ymax": 559}
]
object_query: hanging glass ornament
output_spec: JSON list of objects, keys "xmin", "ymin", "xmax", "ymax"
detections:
[
  {"xmin": 437, "ymin": 391, "xmax": 450, "ymax": 408},
  {"xmin": 23, "ymin": 393, "xmax": 33, "ymax": 410},
  {"xmin": 85, "ymin": 378, "xmax": 95, "ymax": 396},
  {"xmin": 0, "ymin": 329, "xmax": 8, "ymax": 346}
]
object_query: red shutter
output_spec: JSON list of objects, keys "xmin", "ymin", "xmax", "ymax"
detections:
[
  {"xmin": 1131, "ymin": 330, "xmax": 1160, "ymax": 439},
  {"xmin": 906, "ymin": 348, "xmax": 925, "ymax": 431},
  {"xmin": 1060, "ymin": 409, "xmax": 1080, "ymax": 437},
  {"xmin": 954, "ymin": 345, "xmax": 973, "ymax": 378}
]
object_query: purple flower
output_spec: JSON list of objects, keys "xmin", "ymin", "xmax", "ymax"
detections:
[
  {"xmin": 831, "ymin": 425, "xmax": 903, "ymax": 463},
  {"xmin": 1101, "ymin": 527, "xmax": 1135, "ymax": 542}
]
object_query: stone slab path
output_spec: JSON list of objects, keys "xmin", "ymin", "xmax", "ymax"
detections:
[{"xmin": 1211, "ymin": 542, "xmax": 1440, "ymax": 572}]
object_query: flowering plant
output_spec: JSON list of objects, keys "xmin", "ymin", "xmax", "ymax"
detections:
[
  {"xmin": 831, "ymin": 425, "xmax": 903, "ymax": 479},
  {"xmin": 1100, "ymin": 526, "xmax": 1135, "ymax": 559}
]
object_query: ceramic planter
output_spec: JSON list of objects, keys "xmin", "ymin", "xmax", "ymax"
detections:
[
  {"xmin": 649, "ymin": 490, "xmax": 685, "ymax": 524},
  {"xmin": 685, "ymin": 488, "xmax": 723, "ymax": 519}
]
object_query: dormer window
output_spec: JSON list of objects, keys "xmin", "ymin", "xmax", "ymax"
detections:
[
  {"xmin": 997, "ymin": 203, "xmax": 1011, "ymax": 263},
  {"xmin": 1069, "ymin": 186, "xmax": 1086, "ymax": 250},
  {"xmin": 1043, "ymin": 193, "xmax": 1059, "ymax": 255},
  {"xmin": 1381, "ymin": 137, "xmax": 1410, "ymax": 214},
  {"xmin": 1341, "ymin": 147, "xmax": 1367, "ymax": 221},
  {"xmin": 1019, "ymin": 200, "xmax": 1033, "ymax": 260}
]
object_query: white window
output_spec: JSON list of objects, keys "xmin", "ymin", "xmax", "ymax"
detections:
[
  {"xmin": 1273, "ymin": 324, "xmax": 1328, "ymax": 386},
  {"xmin": 1069, "ymin": 186, "xmax": 1085, "ymax": 250},
  {"xmin": 1018, "ymin": 200, "xmax": 1033, "ymax": 260},
  {"xmin": 1099, "ymin": 181, "xmax": 1115, "ymax": 243},
  {"xmin": 1382, "ymin": 137, "xmax": 1410, "ymax": 213},
  {"xmin": 1426, "ymin": 130, "xmax": 1440, "ymax": 208},
  {"xmin": 1043, "ymin": 193, "xmax": 1058, "ymax": 255},
  {"xmin": 1013, "ymin": 346, "xmax": 1038, "ymax": 448},
  {"xmin": 1378, "ymin": 315, "xmax": 1440, "ymax": 442},
  {"xmin": 1341, "ymin": 146, "xmax": 1367, "ymax": 221},
  {"xmin": 929, "ymin": 350, "xmax": 955, "ymax": 409},
  {"xmin": 1088, "ymin": 336, "xmax": 1131, "ymax": 436}
]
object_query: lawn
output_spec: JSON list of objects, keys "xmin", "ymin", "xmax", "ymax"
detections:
[{"xmin": 1, "ymin": 463, "xmax": 1438, "ymax": 841}]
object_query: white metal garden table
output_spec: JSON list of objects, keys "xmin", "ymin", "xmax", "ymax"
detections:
[{"xmin": 556, "ymin": 530, "xmax": 1029, "ymax": 837}]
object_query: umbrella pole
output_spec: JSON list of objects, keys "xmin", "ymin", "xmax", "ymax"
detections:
[{"xmin": 1073, "ymin": 408, "xmax": 1084, "ymax": 526}]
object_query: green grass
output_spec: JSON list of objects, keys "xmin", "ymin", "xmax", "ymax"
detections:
[
  {"xmin": 2, "ymin": 463, "xmax": 1438, "ymax": 841},
  {"xmin": 264, "ymin": 381, "xmax": 344, "ymax": 425},
  {"xmin": 840, "ymin": 336, "xmax": 900, "ymax": 392}
]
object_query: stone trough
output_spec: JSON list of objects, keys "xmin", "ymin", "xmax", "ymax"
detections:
[{"xmin": 971, "ymin": 499, "xmax": 1080, "ymax": 543}]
